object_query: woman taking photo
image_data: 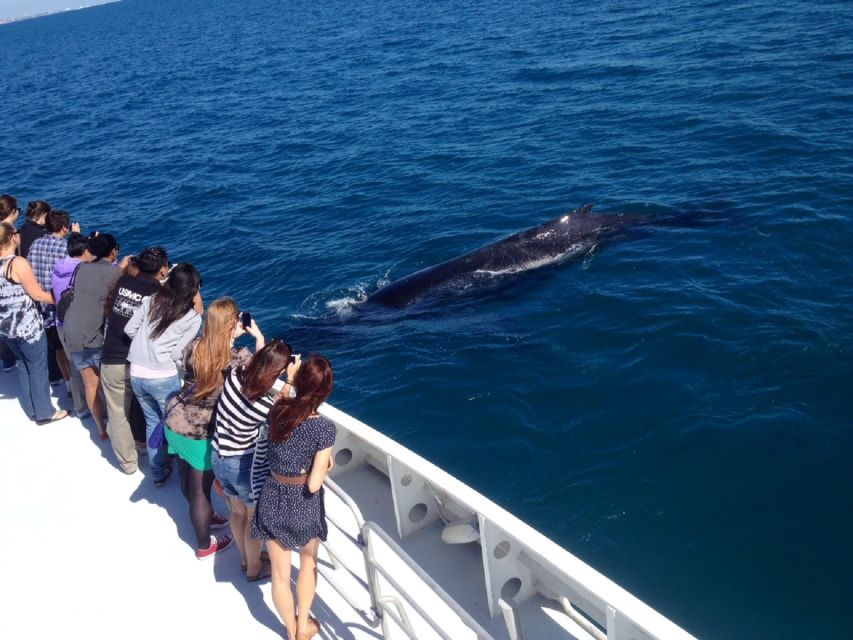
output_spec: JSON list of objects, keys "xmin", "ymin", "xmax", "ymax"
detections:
[
  {"xmin": 252, "ymin": 355, "xmax": 335, "ymax": 640},
  {"xmin": 125, "ymin": 263, "xmax": 203, "ymax": 486},
  {"xmin": 165, "ymin": 297, "xmax": 265, "ymax": 559},
  {"xmin": 0, "ymin": 222, "xmax": 67, "ymax": 423},
  {"xmin": 212, "ymin": 340, "xmax": 296, "ymax": 580}
]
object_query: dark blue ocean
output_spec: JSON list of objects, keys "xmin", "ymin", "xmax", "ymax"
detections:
[{"xmin": 2, "ymin": 0, "xmax": 852, "ymax": 637}]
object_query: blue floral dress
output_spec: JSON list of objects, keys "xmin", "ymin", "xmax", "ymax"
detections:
[{"xmin": 251, "ymin": 416, "xmax": 336, "ymax": 548}]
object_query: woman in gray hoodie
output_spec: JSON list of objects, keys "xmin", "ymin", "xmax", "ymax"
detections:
[{"xmin": 126, "ymin": 263, "xmax": 203, "ymax": 486}]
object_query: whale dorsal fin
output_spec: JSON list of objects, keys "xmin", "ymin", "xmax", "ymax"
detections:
[{"xmin": 576, "ymin": 204, "xmax": 593, "ymax": 215}]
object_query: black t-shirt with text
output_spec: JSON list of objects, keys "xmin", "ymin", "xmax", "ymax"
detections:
[{"xmin": 101, "ymin": 274, "xmax": 161, "ymax": 365}]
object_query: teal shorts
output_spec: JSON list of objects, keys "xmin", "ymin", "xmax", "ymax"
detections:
[{"xmin": 164, "ymin": 426, "xmax": 213, "ymax": 471}]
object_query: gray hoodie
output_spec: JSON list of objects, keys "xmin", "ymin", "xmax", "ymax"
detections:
[{"xmin": 125, "ymin": 295, "xmax": 201, "ymax": 372}]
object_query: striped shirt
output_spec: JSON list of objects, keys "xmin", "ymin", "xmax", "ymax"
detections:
[
  {"xmin": 28, "ymin": 234, "xmax": 67, "ymax": 328},
  {"xmin": 212, "ymin": 367, "xmax": 276, "ymax": 457}
]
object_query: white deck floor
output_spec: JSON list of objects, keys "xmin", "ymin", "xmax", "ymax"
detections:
[
  {"xmin": 0, "ymin": 372, "xmax": 382, "ymax": 640},
  {"xmin": 1, "ymin": 369, "xmax": 692, "ymax": 640}
]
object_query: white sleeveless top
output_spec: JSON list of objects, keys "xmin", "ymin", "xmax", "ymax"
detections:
[{"xmin": 0, "ymin": 256, "xmax": 44, "ymax": 343}]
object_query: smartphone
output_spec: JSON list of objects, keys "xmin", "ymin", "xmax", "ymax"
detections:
[
  {"xmin": 240, "ymin": 311, "xmax": 252, "ymax": 329},
  {"xmin": 289, "ymin": 353, "xmax": 301, "ymax": 365}
]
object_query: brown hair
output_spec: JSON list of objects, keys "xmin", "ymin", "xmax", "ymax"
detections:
[
  {"xmin": 45, "ymin": 210, "xmax": 70, "ymax": 233},
  {"xmin": 269, "ymin": 355, "xmax": 334, "ymax": 443},
  {"xmin": 0, "ymin": 195, "xmax": 17, "ymax": 221},
  {"xmin": 25, "ymin": 200, "xmax": 50, "ymax": 221},
  {"xmin": 239, "ymin": 340, "xmax": 292, "ymax": 402},
  {"xmin": 191, "ymin": 298, "xmax": 239, "ymax": 400},
  {"xmin": 0, "ymin": 222, "xmax": 18, "ymax": 248}
]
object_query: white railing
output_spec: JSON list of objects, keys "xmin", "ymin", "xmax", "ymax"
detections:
[
  {"xmin": 320, "ymin": 402, "xmax": 698, "ymax": 640},
  {"xmin": 321, "ymin": 476, "xmax": 496, "ymax": 639}
]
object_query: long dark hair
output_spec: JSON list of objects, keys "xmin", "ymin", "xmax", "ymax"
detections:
[
  {"xmin": 148, "ymin": 263, "xmax": 201, "ymax": 340},
  {"xmin": 269, "ymin": 355, "xmax": 333, "ymax": 443},
  {"xmin": 238, "ymin": 340, "xmax": 292, "ymax": 402}
]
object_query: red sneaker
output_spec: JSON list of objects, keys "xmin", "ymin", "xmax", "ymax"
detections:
[
  {"xmin": 196, "ymin": 535, "xmax": 233, "ymax": 560},
  {"xmin": 210, "ymin": 512, "xmax": 229, "ymax": 530}
]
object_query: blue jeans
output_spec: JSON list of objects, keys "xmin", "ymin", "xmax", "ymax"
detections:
[
  {"xmin": 69, "ymin": 347, "xmax": 103, "ymax": 371},
  {"xmin": 131, "ymin": 374, "xmax": 181, "ymax": 481},
  {"xmin": 5, "ymin": 333, "xmax": 54, "ymax": 421}
]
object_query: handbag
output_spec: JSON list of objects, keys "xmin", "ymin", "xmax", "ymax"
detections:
[
  {"xmin": 147, "ymin": 383, "xmax": 196, "ymax": 449},
  {"xmin": 56, "ymin": 264, "xmax": 81, "ymax": 323}
]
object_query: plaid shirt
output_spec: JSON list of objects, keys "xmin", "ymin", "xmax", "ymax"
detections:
[{"xmin": 27, "ymin": 234, "xmax": 68, "ymax": 328}]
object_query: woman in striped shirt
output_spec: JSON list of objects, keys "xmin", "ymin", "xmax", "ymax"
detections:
[{"xmin": 212, "ymin": 340, "xmax": 298, "ymax": 580}]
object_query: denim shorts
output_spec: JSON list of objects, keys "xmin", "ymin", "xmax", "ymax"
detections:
[
  {"xmin": 212, "ymin": 449, "xmax": 255, "ymax": 506},
  {"xmin": 70, "ymin": 347, "xmax": 103, "ymax": 371}
]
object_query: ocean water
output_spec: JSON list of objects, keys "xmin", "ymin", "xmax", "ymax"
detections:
[{"xmin": 2, "ymin": 0, "xmax": 852, "ymax": 637}]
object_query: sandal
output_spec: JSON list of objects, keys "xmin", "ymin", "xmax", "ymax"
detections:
[
  {"xmin": 246, "ymin": 563, "xmax": 272, "ymax": 582},
  {"xmin": 296, "ymin": 617, "xmax": 320, "ymax": 640},
  {"xmin": 242, "ymin": 551, "xmax": 270, "ymax": 572},
  {"xmin": 36, "ymin": 409, "xmax": 69, "ymax": 425}
]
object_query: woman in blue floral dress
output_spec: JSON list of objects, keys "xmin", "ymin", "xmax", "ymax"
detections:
[{"xmin": 252, "ymin": 355, "xmax": 335, "ymax": 640}]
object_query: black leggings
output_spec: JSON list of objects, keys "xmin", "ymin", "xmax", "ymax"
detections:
[{"xmin": 178, "ymin": 458, "xmax": 215, "ymax": 548}]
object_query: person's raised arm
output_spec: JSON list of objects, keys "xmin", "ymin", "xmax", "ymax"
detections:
[
  {"xmin": 307, "ymin": 447, "xmax": 333, "ymax": 494},
  {"xmin": 11, "ymin": 258, "xmax": 53, "ymax": 304},
  {"xmin": 246, "ymin": 319, "xmax": 265, "ymax": 352},
  {"xmin": 278, "ymin": 354, "xmax": 301, "ymax": 399}
]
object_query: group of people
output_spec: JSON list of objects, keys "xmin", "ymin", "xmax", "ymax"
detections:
[{"xmin": 0, "ymin": 194, "xmax": 334, "ymax": 640}]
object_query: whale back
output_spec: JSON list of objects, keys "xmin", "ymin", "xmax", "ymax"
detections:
[{"xmin": 365, "ymin": 204, "xmax": 651, "ymax": 307}]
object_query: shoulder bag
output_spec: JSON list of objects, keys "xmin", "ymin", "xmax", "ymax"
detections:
[
  {"xmin": 56, "ymin": 263, "xmax": 81, "ymax": 323},
  {"xmin": 147, "ymin": 383, "xmax": 197, "ymax": 449}
]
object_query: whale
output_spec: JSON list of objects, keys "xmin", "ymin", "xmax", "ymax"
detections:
[{"xmin": 365, "ymin": 204, "xmax": 675, "ymax": 307}]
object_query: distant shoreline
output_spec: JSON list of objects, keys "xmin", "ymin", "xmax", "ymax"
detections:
[{"xmin": 0, "ymin": 1, "xmax": 120, "ymax": 25}]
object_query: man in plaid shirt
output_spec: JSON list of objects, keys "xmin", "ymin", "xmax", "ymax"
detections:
[{"xmin": 28, "ymin": 209, "xmax": 80, "ymax": 385}]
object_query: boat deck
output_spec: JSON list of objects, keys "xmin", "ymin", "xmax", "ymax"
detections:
[
  {"xmin": 2, "ymin": 369, "xmax": 694, "ymax": 639},
  {"xmin": 0, "ymin": 373, "xmax": 370, "ymax": 639},
  {"xmin": 0, "ymin": 373, "xmax": 584, "ymax": 639}
]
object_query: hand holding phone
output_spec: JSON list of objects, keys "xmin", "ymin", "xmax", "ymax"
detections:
[
  {"xmin": 285, "ymin": 352, "xmax": 301, "ymax": 381},
  {"xmin": 240, "ymin": 311, "xmax": 252, "ymax": 329}
]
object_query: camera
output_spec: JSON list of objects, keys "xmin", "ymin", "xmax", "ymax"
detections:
[{"xmin": 240, "ymin": 311, "xmax": 252, "ymax": 329}]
